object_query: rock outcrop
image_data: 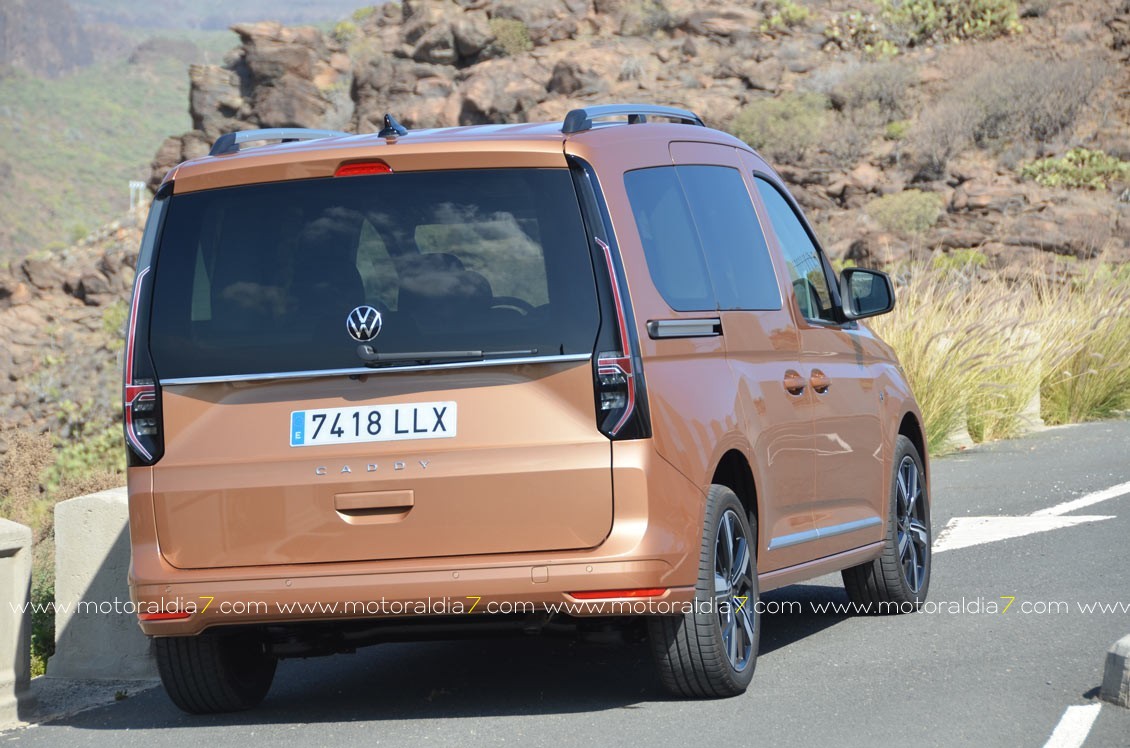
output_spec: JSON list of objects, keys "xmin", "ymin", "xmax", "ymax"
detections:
[{"xmin": 149, "ymin": 0, "xmax": 1130, "ymax": 269}]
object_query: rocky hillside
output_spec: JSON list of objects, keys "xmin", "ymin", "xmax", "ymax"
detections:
[
  {"xmin": 3, "ymin": 0, "xmax": 1130, "ymax": 454},
  {"xmin": 152, "ymin": 0, "xmax": 1130, "ymax": 272},
  {"xmin": 0, "ymin": 0, "xmax": 92, "ymax": 77},
  {"xmin": 0, "ymin": 215, "xmax": 140, "ymax": 455}
]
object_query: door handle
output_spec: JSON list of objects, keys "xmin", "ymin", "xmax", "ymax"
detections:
[
  {"xmin": 783, "ymin": 369, "xmax": 806, "ymax": 396},
  {"xmin": 810, "ymin": 369, "xmax": 831, "ymax": 394}
]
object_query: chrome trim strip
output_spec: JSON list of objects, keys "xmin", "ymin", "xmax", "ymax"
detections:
[
  {"xmin": 817, "ymin": 516, "xmax": 883, "ymax": 540},
  {"xmin": 767, "ymin": 528, "xmax": 820, "ymax": 551},
  {"xmin": 160, "ymin": 353, "xmax": 593, "ymax": 386},
  {"xmin": 767, "ymin": 516, "xmax": 883, "ymax": 551},
  {"xmin": 646, "ymin": 317, "xmax": 722, "ymax": 339}
]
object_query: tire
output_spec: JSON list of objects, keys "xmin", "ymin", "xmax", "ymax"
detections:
[
  {"xmin": 649, "ymin": 484, "xmax": 759, "ymax": 698},
  {"xmin": 155, "ymin": 630, "xmax": 277, "ymax": 714},
  {"xmin": 842, "ymin": 434, "xmax": 931, "ymax": 612}
]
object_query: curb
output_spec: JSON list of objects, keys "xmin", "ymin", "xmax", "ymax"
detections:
[{"xmin": 1100, "ymin": 634, "xmax": 1130, "ymax": 708}]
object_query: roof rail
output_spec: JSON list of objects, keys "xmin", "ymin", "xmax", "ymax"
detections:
[
  {"xmin": 562, "ymin": 104, "xmax": 705, "ymax": 135},
  {"xmin": 209, "ymin": 128, "xmax": 350, "ymax": 157}
]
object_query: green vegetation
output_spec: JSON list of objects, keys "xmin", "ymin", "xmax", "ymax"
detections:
[
  {"xmin": 880, "ymin": 0, "xmax": 1022, "ymax": 46},
  {"xmin": 870, "ymin": 261, "xmax": 1130, "ymax": 453},
  {"xmin": 729, "ymin": 93, "xmax": 829, "ymax": 164},
  {"xmin": 332, "ymin": 20, "xmax": 358, "ymax": 43},
  {"xmin": 1021, "ymin": 148, "xmax": 1130, "ymax": 191},
  {"xmin": 865, "ymin": 190, "xmax": 944, "ymax": 235},
  {"xmin": 827, "ymin": 1, "xmax": 1020, "ymax": 55},
  {"xmin": 0, "ymin": 53, "xmax": 204, "ymax": 259},
  {"xmin": 489, "ymin": 18, "xmax": 533, "ymax": 56},
  {"xmin": 932, "ymin": 248, "xmax": 989, "ymax": 274},
  {"xmin": 761, "ymin": 0, "xmax": 811, "ymax": 32},
  {"xmin": 824, "ymin": 10, "xmax": 900, "ymax": 58}
]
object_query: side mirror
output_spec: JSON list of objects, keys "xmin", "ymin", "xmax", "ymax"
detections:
[{"xmin": 839, "ymin": 268, "xmax": 895, "ymax": 320}]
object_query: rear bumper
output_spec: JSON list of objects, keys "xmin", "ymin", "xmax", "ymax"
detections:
[{"xmin": 129, "ymin": 440, "xmax": 706, "ymax": 637}]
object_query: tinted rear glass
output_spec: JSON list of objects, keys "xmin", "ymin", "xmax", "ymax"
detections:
[
  {"xmin": 624, "ymin": 165, "xmax": 781, "ymax": 312},
  {"xmin": 148, "ymin": 169, "xmax": 599, "ymax": 379}
]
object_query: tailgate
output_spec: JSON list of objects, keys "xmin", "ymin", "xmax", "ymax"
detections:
[{"xmin": 153, "ymin": 360, "xmax": 611, "ymax": 569}]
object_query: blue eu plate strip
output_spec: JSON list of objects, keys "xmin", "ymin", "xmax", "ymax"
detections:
[{"xmin": 290, "ymin": 411, "xmax": 305, "ymax": 446}]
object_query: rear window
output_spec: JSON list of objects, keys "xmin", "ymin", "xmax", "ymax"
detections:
[{"xmin": 148, "ymin": 169, "xmax": 600, "ymax": 380}]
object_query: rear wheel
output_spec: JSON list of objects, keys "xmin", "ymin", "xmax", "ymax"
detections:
[
  {"xmin": 155, "ymin": 630, "xmax": 277, "ymax": 714},
  {"xmin": 649, "ymin": 485, "xmax": 759, "ymax": 698},
  {"xmin": 842, "ymin": 435, "xmax": 931, "ymax": 611}
]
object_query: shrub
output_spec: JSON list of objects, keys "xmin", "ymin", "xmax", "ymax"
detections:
[
  {"xmin": 761, "ymin": 0, "xmax": 811, "ymax": 32},
  {"xmin": 829, "ymin": 60, "xmax": 913, "ymax": 122},
  {"xmin": 1020, "ymin": 148, "xmax": 1130, "ymax": 190},
  {"xmin": 869, "ymin": 261, "xmax": 1130, "ymax": 452},
  {"xmin": 331, "ymin": 20, "xmax": 357, "ymax": 43},
  {"xmin": 824, "ymin": 10, "xmax": 892, "ymax": 57},
  {"xmin": 880, "ymin": 0, "xmax": 1022, "ymax": 46},
  {"xmin": 1035, "ymin": 266, "xmax": 1130, "ymax": 424},
  {"xmin": 351, "ymin": 6, "xmax": 376, "ymax": 23},
  {"xmin": 489, "ymin": 18, "xmax": 533, "ymax": 56},
  {"xmin": 729, "ymin": 93, "xmax": 829, "ymax": 164},
  {"xmin": 865, "ymin": 189, "xmax": 943, "ymax": 235},
  {"xmin": 824, "ymin": 105, "xmax": 883, "ymax": 168},
  {"xmin": 932, "ymin": 247, "xmax": 989, "ymax": 274},
  {"xmin": 885, "ymin": 119, "xmax": 910, "ymax": 140},
  {"xmin": 912, "ymin": 57, "xmax": 1107, "ymax": 172}
]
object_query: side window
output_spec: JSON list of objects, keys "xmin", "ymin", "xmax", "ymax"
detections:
[
  {"xmin": 755, "ymin": 178, "xmax": 838, "ymax": 323},
  {"xmin": 675, "ymin": 166, "xmax": 781, "ymax": 311},
  {"xmin": 623, "ymin": 167, "xmax": 715, "ymax": 311}
]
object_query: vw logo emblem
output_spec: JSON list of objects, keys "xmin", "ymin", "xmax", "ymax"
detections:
[{"xmin": 346, "ymin": 305, "xmax": 383, "ymax": 342}]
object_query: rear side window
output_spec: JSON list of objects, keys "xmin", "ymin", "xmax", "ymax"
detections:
[
  {"xmin": 624, "ymin": 165, "xmax": 780, "ymax": 312},
  {"xmin": 621, "ymin": 167, "xmax": 713, "ymax": 311},
  {"xmin": 148, "ymin": 169, "xmax": 599, "ymax": 380}
]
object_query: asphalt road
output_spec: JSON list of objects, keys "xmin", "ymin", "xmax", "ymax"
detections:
[{"xmin": 5, "ymin": 420, "xmax": 1130, "ymax": 747}]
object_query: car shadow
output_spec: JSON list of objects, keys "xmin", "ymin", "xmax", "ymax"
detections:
[
  {"xmin": 42, "ymin": 583, "xmax": 855, "ymax": 730},
  {"xmin": 759, "ymin": 583, "xmax": 853, "ymax": 656}
]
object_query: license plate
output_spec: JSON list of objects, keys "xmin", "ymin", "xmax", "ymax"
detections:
[{"xmin": 290, "ymin": 401, "xmax": 456, "ymax": 447}]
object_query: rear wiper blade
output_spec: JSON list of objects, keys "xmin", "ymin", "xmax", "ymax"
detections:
[{"xmin": 357, "ymin": 345, "xmax": 537, "ymax": 367}]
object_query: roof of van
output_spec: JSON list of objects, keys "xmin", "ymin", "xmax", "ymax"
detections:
[{"xmin": 163, "ymin": 115, "xmax": 751, "ymax": 194}]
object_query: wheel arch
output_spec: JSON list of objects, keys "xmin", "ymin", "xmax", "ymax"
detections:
[
  {"xmin": 898, "ymin": 411, "xmax": 928, "ymax": 481},
  {"xmin": 710, "ymin": 449, "xmax": 760, "ymax": 548}
]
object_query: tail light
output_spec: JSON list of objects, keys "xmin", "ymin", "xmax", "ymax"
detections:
[
  {"xmin": 123, "ymin": 187, "xmax": 169, "ymax": 466},
  {"xmin": 594, "ymin": 237, "xmax": 649, "ymax": 440},
  {"xmin": 123, "ymin": 267, "xmax": 163, "ymax": 465}
]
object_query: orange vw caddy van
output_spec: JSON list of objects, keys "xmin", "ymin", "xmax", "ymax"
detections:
[{"xmin": 125, "ymin": 105, "xmax": 931, "ymax": 713}]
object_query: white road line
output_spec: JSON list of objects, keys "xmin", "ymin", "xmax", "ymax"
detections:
[
  {"xmin": 1043, "ymin": 703, "xmax": 1102, "ymax": 748},
  {"xmin": 932, "ymin": 515, "xmax": 1114, "ymax": 553},
  {"xmin": 1031, "ymin": 480, "xmax": 1130, "ymax": 517}
]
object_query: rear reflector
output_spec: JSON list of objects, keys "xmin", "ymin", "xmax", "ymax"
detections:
[
  {"xmin": 335, "ymin": 161, "xmax": 393, "ymax": 177},
  {"xmin": 138, "ymin": 611, "xmax": 192, "ymax": 621},
  {"xmin": 569, "ymin": 588, "xmax": 667, "ymax": 600}
]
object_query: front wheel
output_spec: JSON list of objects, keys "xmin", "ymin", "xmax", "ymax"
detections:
[
  {"xmin": 842, "ymin": 435, "xmax": 931, "ymax": 611},
  {"xmin": 649, "ymin": 484, "xmax": 759, "ymax": 698}
]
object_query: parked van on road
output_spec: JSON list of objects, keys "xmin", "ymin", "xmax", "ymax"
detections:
[{"xmin": 126, "ymin": 104, "xmax": 932, "ymax": 713}]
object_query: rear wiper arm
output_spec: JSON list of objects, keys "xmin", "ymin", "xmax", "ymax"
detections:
[{"xmin": 357, "ymin": 345, "xmax": 537, "ymax": 367}]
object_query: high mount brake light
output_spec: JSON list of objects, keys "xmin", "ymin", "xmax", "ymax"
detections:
[{"xmin": 335, "ymin": 161, "xmax": 393, "ymax": 177}]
